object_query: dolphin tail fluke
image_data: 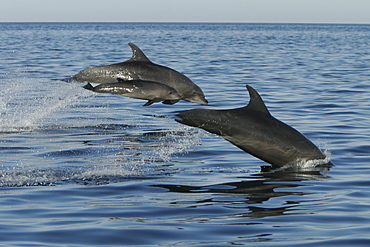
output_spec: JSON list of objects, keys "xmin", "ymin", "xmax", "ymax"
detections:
[
  {"xmin": 61, "ymin": 77, "xmax": 74, "ymax": 83},
  {"xmin": 162, "ymin": 99, "xmax": 180, "ymax": 105},
  {"xmin": 143, "ymin": 100, "xmax": 155, "ymax": 106},
  {"xmin": 83, "ymin": 83, "xmax": 94, "ymax": 91}
]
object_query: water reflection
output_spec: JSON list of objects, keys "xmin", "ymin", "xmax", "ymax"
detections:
[{"xmin": 154, "ymin": 167, "xmax": 330, "ymax": 218}]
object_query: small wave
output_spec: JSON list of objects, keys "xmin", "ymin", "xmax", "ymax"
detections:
[
  {"xmin": 0, "ymin": 122, "xmax": 204, "ymax": 187},
  {"xmin": 0, "ymin": 163, "xmax": 143, "ymax": 187}
]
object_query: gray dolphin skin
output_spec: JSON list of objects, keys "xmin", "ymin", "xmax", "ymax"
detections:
[
  {"xmin": 70, "ymin": 43, "xmax": 208, "ymax": 105},
  {"xmin": 176, "ymin": 85, "xmax": 330, "ymax": 168},
  {"xmin": 83, "ymin": 79, "xmax": 181, "ymax": 106}
]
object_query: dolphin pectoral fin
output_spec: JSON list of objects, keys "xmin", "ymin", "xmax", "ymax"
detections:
[
  {"xmin": 162, "ymin": 99, "xmax": 180, "ymax": 105},
  {"xmin": 83, "ymin": 83, "xmax": 94, "ymax": 91},
  {"xmin": 127, "ymin": 43, "xmax": 152, "ymax": 63},
  {"xmin": 143, "ymin": 100, "xmax": 155, "ymax": 106}
]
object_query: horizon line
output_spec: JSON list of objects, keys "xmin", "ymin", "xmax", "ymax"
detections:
[{"xmin": 1, "ymin": 21, "xmax": 370, "ymax": 25}]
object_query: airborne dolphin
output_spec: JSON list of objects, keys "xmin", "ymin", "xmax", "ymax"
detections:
[
  {"xmin": 176, "ymin": 85, "xmax": 331, "ymax": 168},
  {"xmin": 83, "ymin": 79, "xmax": 181, "ymax": 106},
  {"xmin": 69, "ymin": 43, "xmax": 208, "ymax": 105}
]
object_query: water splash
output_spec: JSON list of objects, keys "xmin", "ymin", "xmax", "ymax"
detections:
[
  {"xmin": 0, "ymin": 76, "xmax": 205, "ymax": 186},
  {"xmin": 0, "ymin": 77, "xmax": 93, "ymax": 132},
  {"xmin": 0, "ymin": 126, "xmax": 204, "ymax": 187}
]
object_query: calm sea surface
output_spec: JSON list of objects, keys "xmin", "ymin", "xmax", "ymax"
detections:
[{"xmin": 0, "ymin": 23, "xmax": 369, "ymax": 246}]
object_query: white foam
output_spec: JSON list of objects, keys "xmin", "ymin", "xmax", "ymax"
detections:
[{"xmin": 0, "ymin": 78, "xmax": 94, "ymax": 132}]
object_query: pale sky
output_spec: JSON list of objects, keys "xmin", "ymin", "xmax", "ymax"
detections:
[{"xmin": 1, "ymin": 0, "xmax": 370, "ymax": 24}]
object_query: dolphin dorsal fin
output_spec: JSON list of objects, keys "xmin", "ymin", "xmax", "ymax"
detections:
[
  {"xmin": 245, "ymin": 85, "xmax": 271, "ymax": 115},
  {"xmin": 127, "ymin": 43, "xmax": 151, "ymax": 62}
]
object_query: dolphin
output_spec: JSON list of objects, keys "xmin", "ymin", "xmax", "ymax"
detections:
[
  {"xmin": 83, "ymin": 79, "xmax": 181, "ymax": 106},
  {"xmin": 175, "ymin": 85, "xmax": 331, "ymax": 169},
  {"xmin": 69, "ymin": 43, "xmax": 208, "ymax": 105}
]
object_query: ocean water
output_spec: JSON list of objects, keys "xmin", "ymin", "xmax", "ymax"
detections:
[{"xmin": 0, "ymin": 23, "xmax": 369, "ymax": 246}]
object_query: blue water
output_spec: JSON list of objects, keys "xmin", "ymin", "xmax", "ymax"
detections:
[{"xmin": 1, "ymin": 23, "xmax": 370, "ymax": 246}]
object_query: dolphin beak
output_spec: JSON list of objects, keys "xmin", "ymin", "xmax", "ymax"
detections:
[
  {"xmin": 174, "ymin": 93, "xmax": 182, "ymax": 99},
  {"xmin": 174, "ymin": 111, "xmax": 200, "ymax": 127},
  {"xmin": 191, "ymin": 94, "xmax": 208, "ymax": 105},
  {"xmin": 200, "ymin": 98, "xmax": 209, "ymax": 105},
  {"xmin": 174, "ymin": 114, "xmax": 184, "ymax": 123}
]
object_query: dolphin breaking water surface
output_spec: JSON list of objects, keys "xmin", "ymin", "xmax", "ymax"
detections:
[{"xmin": 176, "ymin": 85, "xmax": 332, "ymax": 169}]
